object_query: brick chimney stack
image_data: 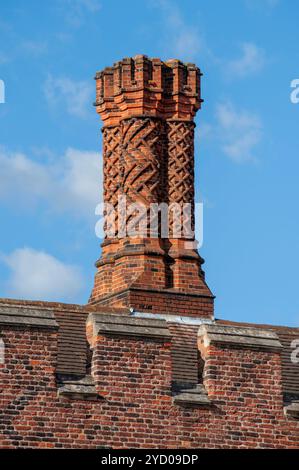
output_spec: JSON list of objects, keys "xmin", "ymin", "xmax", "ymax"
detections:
[{"xmin": 90, "ymin": 55, "xmax": 214, "ymax": 318}]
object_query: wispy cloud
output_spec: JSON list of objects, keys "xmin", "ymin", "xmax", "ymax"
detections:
[
  {"xmin": 151, "ymin": 0, "xmax": 204, "ymax": 61},
  {"xmin": 44, "ymin": 75, "xmax": 93, "ymax": 119},
  {"xmin": 0, "ymin": 147, "xmax": 101, "ymax": 217},
  {"xmin": 59, "ymin": 0, "xmax": 101, "ymax": 28},
  {"xmin": 0, "ymin": 39, "xmax": 47, "ymax": 65},
  {"xmin": 0, "ymin": 51, "xmax": 9, "ymax": 64},
  {"xmin": 245, "ymin": 0, "xmax": 279, "ymax": 9},
  {"xmin": 225, "ymin": 43, "xmax": 266, "ymax": 79},
  {"xmin": 22, "ymin": 40, "xmax": 48, "ymax": 57},
  {"xmin": 1, "ymin": 247, "xmax": 83, "ymax": 301},
  {"xmin": 215, "ymin": 101, "xmax": 263, "ymax": 163}
]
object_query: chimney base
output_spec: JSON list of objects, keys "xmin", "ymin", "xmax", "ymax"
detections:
[
  {"xmin": 89, "ymin": 286, "xmax": 214, "ymax": 319},
  {"xmin": 89, "ymin": 238, "xmax": 214, "ymax": 319}
]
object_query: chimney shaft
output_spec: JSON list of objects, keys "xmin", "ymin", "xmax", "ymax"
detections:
[{"xmin": 90, "ymin": 55, "xmax": 214, "ymax": 319}]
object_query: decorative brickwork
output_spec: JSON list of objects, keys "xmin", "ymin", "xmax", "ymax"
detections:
[
  {"xmin": 167, "ymin": 120, "xmax": 195, "ymax": 235},
  {"xmin": 122, "ymin": 117, "xmax": 164, "ymax": 205},
  {"xmin": 121, "ymin": 116, "xmax": 165, "ymax": 232},
  {"xmin": 91, "ymin": 55, "xmax": 214, "ymax": 314},
  {"xmin": 102, "ymin": 125, "xmax": 121, "ymax": 237}
]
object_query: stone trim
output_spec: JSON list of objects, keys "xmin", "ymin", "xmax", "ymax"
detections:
[
  {"xmin": 0, "ymin": 305, "xmax": 58, "ymax": 329},
  {"xmin": 87, "ymin": 313, "xmax": 170, "ymax": 340},
  {"xmin": 284, "ymin": 401, "xmax": 299, "ymax": 420},
  {"xmin": 173, "ymin": 384, "xmax": 210, "ymax": 406},
  {"xmin": 57, "ymin": 375, "xmax": 98, "ymax": 401},
  {"xmin": 198, "ymin": 324, "xmax": 282, "ymax": 351}
]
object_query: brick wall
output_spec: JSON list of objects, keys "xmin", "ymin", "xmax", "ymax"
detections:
[
  {"xmin": 1, "ymin": 314, "xmax": 299, "ymax": 448},
  {"xmin": 91, "ymin": 335, "xmax": 172, "ymax": 447},
  {"xmin": 0, "ymin": 325, "xmax": 58, "ymax": 447},
  {"xmin": 93, "ymin": 287, "xmax": 214, "ymax": 317}
]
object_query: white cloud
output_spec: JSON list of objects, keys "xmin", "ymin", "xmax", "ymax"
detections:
[
  {"xmin": 44, "ymin": 75, "xmax": 93, "ymax": 119},
  {"xmin": 61, "ymin": 148, "xmax": 101, "ymax": 213},
  {"xmin": 152, "ymin": 0, "xmax": 204, "ymax": 61},
  {"xmin": 0, "ymin": 150, "xmax": 52, "ymax": 203},
  {"xmin": 225, "ymin": 43, "xmax": 266, "ymax": 79},
  {"xmin": 216, "ymin": 101, "xmax": 263, "ymax": 163},
  {"xmin": 0, "ymin": 147, "xmax": 101, "ymax": 217},
  {"xmin": 1, "ymin": 248, "xmax": 83, "ymax": 301}
]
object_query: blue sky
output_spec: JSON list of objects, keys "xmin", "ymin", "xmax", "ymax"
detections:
[{"xmin": 0, "ymin": 0, "xmax": 298, "ymax": 326}]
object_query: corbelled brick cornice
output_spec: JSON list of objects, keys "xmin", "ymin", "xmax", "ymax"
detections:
[{"xmin": 94, "ymin": 55, "xmax": 202, "ymax": 126}]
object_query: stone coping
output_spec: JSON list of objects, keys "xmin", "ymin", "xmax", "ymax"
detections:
[
  {"xmin": 0, "ymin": 304, "xmax": 58, "ymax": 329},
  {"xmin": 87, "ymin": 313, "xmax": 171, "ymax": 340},
  {"xmin": 173, "ymin": 384, "xmax": 210, "ymax": 406},
  {"xmin": 284, "ymin": 401, "xmax": 299, "ymax": 420},
  {"xmin": 198, "ymin": 323, "xmax": 282, "ymax": 351},
  {"xmin": 57, "ymin": 375, "xmax": 98, "ymax": 401}
]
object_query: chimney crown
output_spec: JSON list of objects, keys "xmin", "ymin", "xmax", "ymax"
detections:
[{"xmin": 95, "ymin": 55, "xmax": 202, "ymax": 126}]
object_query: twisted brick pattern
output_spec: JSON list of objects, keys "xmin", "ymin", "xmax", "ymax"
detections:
[
  {"xmin": 167, "ymin": 121, "xmax": 195, "ymax": 236},
  {"xmin": 103, "ymin": 125, "xmax": 121, "ymax": 237},
  {"xmin": 121, "ymin": 117, "xmax": 165, "ymax": 232}
]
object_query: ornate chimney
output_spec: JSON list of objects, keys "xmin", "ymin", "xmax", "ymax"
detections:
[{"xmin": 90, "ymin": 55, "xmax": 214, "ymax": 318}]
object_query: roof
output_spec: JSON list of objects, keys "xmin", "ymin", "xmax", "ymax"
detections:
[{"xmin": 168, "ymin": 323, "xmax": 199, "ymax": 388}]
